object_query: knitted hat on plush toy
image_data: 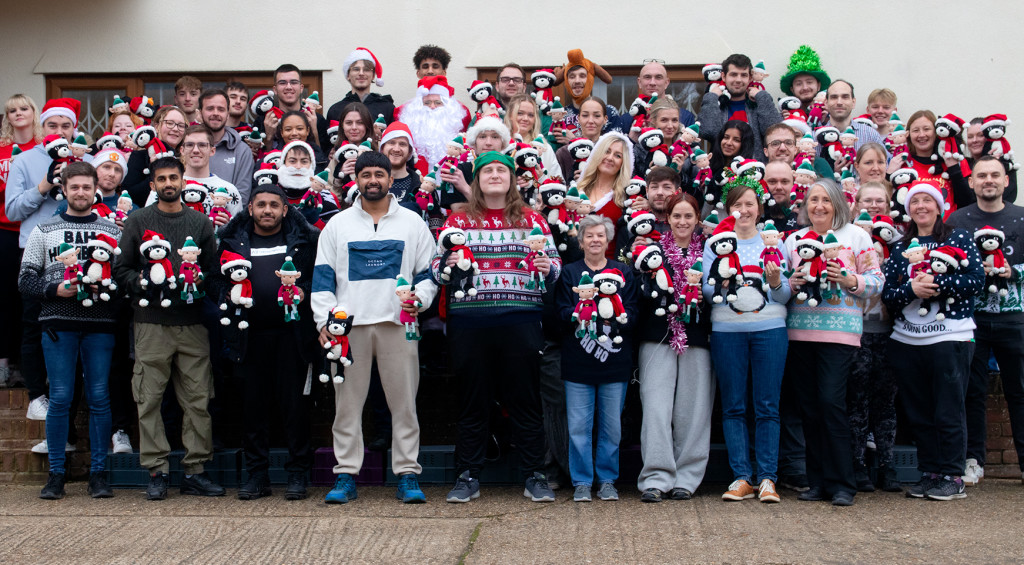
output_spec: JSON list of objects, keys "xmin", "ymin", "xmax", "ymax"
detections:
[
  {"xmin": 57, "ymin": 242, "xmax": 77, "ymax": 259},
  {"xmin": 576, "ymin": 270, "xmax": 595, "ymax": 290},
  {"xmin": 707, "ymin": 211, "xmax": 740, "ymax": 246},
  {"xmin": 279, "ymin": 256, "xmax": 299, "ymax": 276},
  {"xmin": 525, "ymin": 225, "xmax": 545, "ymax": 242}
]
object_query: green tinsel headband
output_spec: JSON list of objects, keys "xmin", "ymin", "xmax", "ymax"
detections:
[{"xmin": 719, "ymin": 173, "xmax": 767, "ymax": 207}]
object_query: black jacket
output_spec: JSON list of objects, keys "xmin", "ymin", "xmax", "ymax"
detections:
[
  {"xmin": 207, "ymin": 205, "xmax": 320, "ymax": 363},
  {"xmin": 326, "ymin": 91, "xmax": 396, "ymax": 126}
]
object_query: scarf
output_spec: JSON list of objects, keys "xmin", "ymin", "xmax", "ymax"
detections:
[{"xmin": 663, "ymin": 232, "xmax": 704, "ymax": 354}]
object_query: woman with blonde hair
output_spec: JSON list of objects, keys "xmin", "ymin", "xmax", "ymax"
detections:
[
  {"xmin": 576, "ymin": 131, "xmax": 633, "ymax": 257},
  {"xmin": 122, "ymin": 105, "xmax": 188, "ymax": 206},
  {"xmin": 504, "ymin": 94, "xmax": 561, "ymax": 178}
]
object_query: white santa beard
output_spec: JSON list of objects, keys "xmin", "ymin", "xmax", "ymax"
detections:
[
  {"xmin": 402, "ymin": 98, "xmax": 465, "ymax": 167},
  {"xmin": 278, "ymin": 166, "xmax": 313, "ymax": 189}
]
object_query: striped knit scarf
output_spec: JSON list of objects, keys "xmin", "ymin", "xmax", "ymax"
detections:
[{"xmin": 662, "ymin": 232, "xmax": 704, "ymax": 354}]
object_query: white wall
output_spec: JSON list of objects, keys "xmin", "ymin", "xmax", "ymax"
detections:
[{"xmin": 4, "ymin": 0, "xmax": 1020, "ymax": 150}]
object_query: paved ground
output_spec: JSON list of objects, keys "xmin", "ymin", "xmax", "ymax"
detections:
[{"xmin": 2, "ymin": 480, "xmax": 1023, "ymax": 564}]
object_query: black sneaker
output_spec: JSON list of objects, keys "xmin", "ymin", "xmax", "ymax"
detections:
[
  {"xmin": 797, "ymin": 485, "xmax": 825, "ymax": 501},
  {"xmin": 925, "ymin": 476, "xmax": 967, "ymax": 501},
  {"xmin": 146, "ymin": 472, "xmax": 169, "ymax": 501},
  {"xmin": 669, "ymin": 488, "xmax": 692, "ymax": 500},
  {"xmin": 285, "ymin": 471, "xmax": 308, "ymax": 501},
  {"xmin": 181, "ymin": 472, "xmax": 226, "ymax": 497},
  {"xmin": 831, "ymin": 491, "xmax": 855, "ymax": 506},
  {"xmin": 640, "ymin": 488, "xmax": 663, "ymax": 503},
  {"xmin": 779, "ymin": 473, "xmax": 810, "ymax": 492},
  {"xmin": 855, "ymin": 467, "xmax": 876, "ymax": 493},
  {"xmin": 905, "ymin": 473, "xmax": 938, "ymax": 499},
  {"xmin": 878, "ymin": 465, "xmax": 902, "ymax": 492},
  {"xmin": 87, "ymin": 473, "xmax": 114, "ymax": 498},
  {"xmin": 238, "ymin": 472, "xmax": 272, "ymax": 500},
  {"xmin": 39, "ymin": 472, "xmax": 66, "ymax": 500}
]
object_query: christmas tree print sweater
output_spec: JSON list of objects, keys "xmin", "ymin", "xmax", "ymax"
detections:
[
  {"xmin": 882, "ymin": 229, "xmax": 984, "ymax": 346},
  {"xmin": 431, "ymin": 207, "xmax": 561, "ymax": 329}
]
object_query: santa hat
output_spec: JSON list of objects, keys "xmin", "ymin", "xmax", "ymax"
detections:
[
  {"xmin": 262, "ymin": 150, "xmax": 282, "ymax": 165},
  {"xmin": 852, "ymin": 114, "xmax": 876, "ymax": 129},
  {"xmin": 437, "ymin": 226, "xmax": 467, "ymax": 246},
  {"xmin": 56, "ymin": 242, "xmax": 77, "ymax": 259},
  {"xmin": 96, "ymin": 131, "xmax": 121, "ymax": 147},
  {"xmin": 416, "ymin": 76, "xmax": 454, "ymax": 99},
  {"xmin": 905, "ymin": 180, "xmax": 945, "ymax": 212},
  {"xmin": 840, "ymin": 127, "xmax": 857, "ymax": 140},
  {"xmin": 797, "ymin": 230, "xmax": 825, "ymax": 250},
  {"xmin": 40, "ymin": 98, "xmax": 81, "ymax": 127},
  {"xmin": 930, "ymin": 245, "xmax": 970, "ymax": 268},
  {"xmin": 935, "ymin": 113, "xmax": 965, "ymax": 132},
  {"xmin": 86, "ymin": 233, "xmax": 119, "ymax": 256},
  {"xmin": 593, "ymin": 268, "xmax": 625, "ymax": 285},
  {"xmin": 974, "ymin": 225, "xmax": 1005, "ymax": 240},
  {"xmin": 566, "ymin": 137, "xmax": 593, "ymax": 152},
  {"xmin": 343, "ymin": 47, "xmax": 384, "ymax": 86},
  {"xmin": 732, "ymin": 158, "xmax": 761, "ymax": 177},
  {"xmin": 815, "ymin": 125, "xmax": 840, "ymax": 138},
  {"xmin": 741, "ymin": 264, "xmax": 764, "ymax": 278},
  {"xmin": 633, "ymin": 244, "xmax": 664, "ymax": 266},
  {"xmin": 44, "ymin": 134, "xmax": 66, "ymax": 152},
  {"xmin": 249, "ymin": 90, "xmax": 274, "ymax": 113},
  {"xmin": 823, "ymin": 230, "xmax": 842, "ymax": 249},
  {"xmin": 702, "ymin": 63, "xmax": 722, "ymax": 75},
  {"xmin": 855, "ymin": 209, "xmax": 873, "ymax": 227},
  {"xmin": 380, "ymin": 121, "xmax": 415, "ymax": 147},
  {"xmin": 279, "ymin": 256, "xmax": 299, "ymax": 276},
  {"xmin": 783, "ymin": 111, "xmax": 810, "ymax": 135},
  {"xmin": 628, "ymin": 176, "xmax": 647, "ymax": 189},
  {"xmin": 532, "ymin": 69, "xmax": 556, "ymax": 83},
  {"xmin": 281, "ymin": 140, "xmax": 315, "ymax": 162},
  {"xmin": 539, "ymin": 177, "xmax": 566, "ymax": 192},
  {"xmin": 637, "ymin": 127, "xmax": 663, "ymax": 145},
  {"xmin": 707, "ymin": 211, "xmax": 740, "ymax": 246},
  {"xmin": 983, "ymin": 114, "xmax": 1009, "ymax": 129},
  {"xmin": 179, "ymin": 235, "xmax": 200, "ymax": 252},
  {"xmin": 327, "ymin": 120, "xmax": 339, "ymax": 137},
  {"xmin": 92, "ymin": 148, "xmax": 128, "ymax": 175},
  {"xmin": 575, "ymin": 270, "xmax": 595, "ymax": 290},
  {"xmin": 219, "ymin": 250, "xmax": 251, "ymax": 273},
  {"xmin": 184, "ymin": 179, "xmax": 208, "ymax": 192},
  {"xmin": 466, "ymin": 116, "xmax": 511, "ymax": 146},
  {"xmin": 395, "ymin": 274, "xmax": 412, "ymax": 291},
  {"xmin": 626, "ymin": 208, "xmax": 656, "ymax": 232},
  {"xmin": 525, "ymin": 225, "xmax": 546, "ymax": 242},
  {"xmin": 467, "ymin": 80, "xmax": 493, "ymax": 98},
  {"xmin": 873, "ymin": 214, "xmax": 895, "ymax": 231},
  {"xmin": 139, "ymin": 230, "xmax": 171, "ymax": 253},
  {"xmin": 761, "ymin": 219, "xmax": 780, "ymax": 235}
]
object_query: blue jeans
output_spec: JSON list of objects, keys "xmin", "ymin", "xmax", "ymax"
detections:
[
  {"xmin": 42, "ymin": 331, "xmax": 114, "ymax": 474},
  {"xmin": 565, "ymin": 380, "xmax": 627, "ymax": 486},
  {"xmin": 711, "ymin": 328, "xmax": 788, "ymax": 483}
]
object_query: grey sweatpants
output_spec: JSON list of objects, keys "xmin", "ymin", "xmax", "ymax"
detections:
[{"xmin": 637, "ymin": 343, "xmax": 715, "ymax": 493}]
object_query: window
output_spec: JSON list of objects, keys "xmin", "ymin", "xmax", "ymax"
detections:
[
  {"xmin": 46, "ymin": 72, "xmax": 323, "ymax": 140},
  {"xmin": 476, "ymin": 65, "xmax": 705, "ymax": 117}
]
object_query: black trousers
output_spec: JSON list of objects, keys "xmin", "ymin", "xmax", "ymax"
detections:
[
  {"xmin": 0, "ymin": 230, "xmax": 22, "ymax": 361},
  {"xmin": 238, "ymin": 328, "xmax": 312, "ymax": 474},
  {"xmin": 890, "ymin": 339, "xmax": 973, "ymax": 477},
  {"xmin": 787, "ymin": 341, "xmax": 857, "ymax": 496},
  {"xmin": 967, "ymin": 318, "xmax": 1024, "ymax": 471},
  {"xmin": 450, "ymin": 321, "xmax": 546, "ymax": 479}
]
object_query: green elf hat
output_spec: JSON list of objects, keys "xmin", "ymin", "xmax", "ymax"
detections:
[
  {"xmin": 796, "ymin": 160, "xmax": 817, "ymax": 176},
  {"xmin": 11, "ymin": 146, "xmax": 21, "ymax": 157},
  {"xmin": 840, "ymin": 126, "xmax": 857, "ymax": 139},
  {"xmin": 823, "ymin": 229, "xmax": 842, "ymax": 249},
  {"xmin": 840, "ymin": 168, "xmax": 856, "ymax": 183},
  {"xmin": 314, "ymin": 170, "xmax": 330, "ymax": 185},
  {"xmin": 566, "ymin": 185, "xmax": 581, "ymax": 202},
  {"xmin": 754, "ymin": 60, "xmax": 768, "ymax": 74},
  {"xmin": 374, "ymin": 114, "xmax": 387, "ymax": 128},
  {"xmin": 889, "ymin": 113, "xmax": 904, "ymax": 126},
  {"xmin": 423, "ymin": 169, "xmax": 438, "ymax": 183},
  {"xmin": 692, "ymin": 147, "xmax": 707, "ymax": 159},
  {"xmin": 761, "ymin": 219, "xmax": 779, "ymax": 235},
  {"xmin": 525, "ymin": 225, "xmax": 545, "ymax": 241},
  {"xmin": 72, "ymin": 134, "xmax": 89, "ymax": 148},
  {"xmin": 179, "ymin": 235, "xmax": 199, "ymax": 251},
  {"xmin": 780, "ymin": 45, "xmax": 832, "ymax": 96},
  {"xmin": 906, "ymin": 237, "xmax": 922, "ymax": 252},
  {"xmin": 305, "ymin": 91, "xmax": 320, "ymax": 105},
  {"xmin": 248, "ymin": 127, "xmax": 266, "ymax": 142},
  {"xmin": 892, "ymin": 123, "xmax": 906, "ymax": 133},
  {"xmin": 855, "ymin": 209, "xmax": 873, "ymax": 226},
  {"xmin": 800, "ymin": 131, "xmax": 814, "ymax": 142},
  {"xmin": 551, "ymin": 96, "xmax": 564, "ymax": 111},
  {"xmin": 395, "ymin": 274, "xmax": 412, "ymax": 291},
  {"xmin": 578, "ymin": 191, "xmax": 591, "ymax": 204},
  {"xmin": 448, "ymin": 135, "xmax": 465, "ymax": 148},
  {"xmin": 702, "ymin": 209, "xmax": 720, "ymax": 227},
  {"xmin": 472, "ymin": 151, "xmax": 515, "ymax": 179},
  {"xmin": 57, "ymin": 242, "xmax": 77, "ymax": 258},
  {"xmin": 688, "ymin": 258, "xmax": 703, "ymax": 273},
  {"xmin": 685, "ymin": 122, "xmax": 700, "ymax": 137},
  {"xmin": 213, "ymin": 186, "xmax": 230, "ymax": 197},
  {"xmin": 279, "ymin": 256, "xmax": 299, "ymax": 276},
  {"xmin": 359, "ymin": 139, "xmax": 373, "ymax": 151},
  {"xmin": 576, "ymin": 270, "xmax": 595, "ymax": 290}
]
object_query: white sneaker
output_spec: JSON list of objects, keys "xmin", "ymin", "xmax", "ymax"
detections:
[
  {"xmin": 112, "ymin": 430, "xmax": 133, "ymax": 454},
  {"xmin": 26, "ymin": 395, "xmax": 49, "ymax": 420},
  {"xmin": 30, "ymin": 440, "xmax": 75, "ymax": 454},
  {"xmin": 865, "ymin": 432, "xmax": 877, "ymax": 451},
  {"xmin": 962, "ymin": 458, "xmax": 983, "ymax": 486}
]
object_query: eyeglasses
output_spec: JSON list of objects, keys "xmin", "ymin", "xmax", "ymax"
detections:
[
  {"xmin": 183, "ymin": 142, "xmax": 210, "ymax": 150},
  {"xmin": 163, "ymin": 121, "xmax": 187, "ymax": 131},
  {"xmin": 643, "ymin": 58, "xmax": 666, "ymax": 64},
  {"xmin": 276, "ymin": 80, "xmax": 301, "ymax": 87},
  {"xmin": 767, "ymin": 139, "xmax": 796, "ymax": 148},
  {"xmin": 498, "ymin": 77, "xmax": 524, "ymax": 85}
]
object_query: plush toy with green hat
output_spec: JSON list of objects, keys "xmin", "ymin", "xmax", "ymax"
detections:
[
  {"xmin": 759, "ymin": 220, "xmax": 786, "ymax": 291},
  {"xmin": 701, "ymin": 208, "xmax": 720, "ymax": 235},
  {"xmin": 518, "ymin": 225, "xmax": 549, "ymax": 291},
  {"xmin": 176, "ymin": 236, "xmax": 205, "ymax": 302},
  {"xmin": 301, "ymin": 172, "xmax": 328, "ymax": 212},
  {"xmin": 276, "ymin": 256, "xmax": 304, "ymax": 322},
  {"xmin": 548, "ymin": 97, "xmax": 568, "ymax": 136},
  {"xmin": 303, "ymin": 91, "xmax": 321, "ymax": 113},
  {"xmin": 821, "ymin": 229, "xmax": 849, "ymax": 299},
  {"xmin": 373, "ymin": 113, "xmax": 387, "ymax": 136},
  {"xmin": 681, "ymin": 258, "xmax": 703, "ymax": 324},
  {"xmin": 208, "ymin": 186, "xmax": 233, "ymax": 223},
  {"xmin": 840, "ymin": 168, "xmax": 857, "ymax": 204},
  {"xmin": 416, "ymin": 169, "xmax": 439, "ymax": 215},
  {"xmin": 394, "ymin": 274, "xmax": 422, "ymax": 340},
  {"xmin": 570, "ymin": 271, "xmax": 599, "ymax": 340},
  {"xmin": 792, "ymin": 159, "xmax": 817, "ymax": 208},
  {"xmin": 854, "ymin": 209, "xmax": 874, "ymax": 232},
  {"xmin": 56, "ymin": 242, "xmax": 86, "ymax": 302},
  {"xmin": 794, "ymin": 132, "xmax": 817, "ymax": 169},
  {"xmin": 750, "ymin": 60, "xmax": 769, "ymax": 91},
  {"xmin": 672, "ymin": 121, "xmax": 701, "ymax": 164},
  {"xmin": 71, "ymin": 134, "xmax": 92, "ymax": 160},
  {"xmin": 692, "ymin": 147, "xmax": 713, "ymax": 193},
  {"xmin": 116, "ymin": 190, "xmax": 134, "ymax": 222},
  {"xmin": 109, "ymin": 95, "xmax": 129, "ymax": 115},
  {"xmin": 780, "ymin": 45, "xmax": 831, "ymax": 98},
  {"xmin": 564, "ymin": 184, "xmax": 581, "ymax": 235}
]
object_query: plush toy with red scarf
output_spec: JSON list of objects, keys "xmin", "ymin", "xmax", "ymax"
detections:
[
  {"xmin": 44, "ymin": 135, "xmax": 75, "ymax": 193},
  {"xmin": 634, "ymin": 244, "xmax": 677, "ymax": 317},
  {"xmin": 320, "ymin": 308, "xmax": 354, "ymax": 384},
  {"xmin": 933, "ymin": 113, "xmax": 966, "ymax": 179},
  {"xmin": 593, "ymin": 269, "xmax": 629, "ymax": 344},
  {"xmin": 871, "ymin": 215, "xmax": 898, "ymax": 261},
  {"xmin": 706, "ymin": 212, "xmax": 744, "ymax": 304},
  {"xmin": 80, "ymin": 234, "xmax": 120, "ymax": 306},
  {"xmin": 218, "ymin": 250, "xmax": 252, "ymax": 330},
  {"xmin": 181, "ymin": 180, "xmax": 208, "ymax": 213},
  {"xmin": 438, "ymin": 227, "xmax": 479, "ymax": 299},
  {"xmin": 129, "ymin": 96, "xmax": 156, "ymax": 124},
  {"xmin": 138, "ymin": 230, "xmax": 177, "ymax": 308},
  {"xmin": 628, "ymin": 94, "xmax": 656, "ymax": 133},
  {"xmin": 792, "ymin": 231, "xmax": 827, "ymax": 307},
  {"xmin": 981, "ymin": 114, "xmax": 1019, "ymax": 171},
  {"xmin": 531, "ymin": 69, "xmax": 557, "ymax": 114},
  {"xmin": 637, "ymin": 128, "xmax": 669, "ymax": 174},
  {"xmin": 924, "ymin": 245, "xmax": 969, "ymax": 320},
  {"xmin": 974, "ymin": 225, "xmax": 1010, "ymax": 296}
]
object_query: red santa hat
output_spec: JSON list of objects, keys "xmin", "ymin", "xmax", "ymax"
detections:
[
  {"xmin": 592, "ymin": 268, "xmax": 625, "ymax": 285},
  {"xmin": 343, "ymin": 47, "xmax": 384, "ymax": 86},
  {"xmin": 905, "ymin": 180, "xmax": 945, "ymax": 212},
  {"xmin": 852, "ymin": 114, "xmax": 876, "ymax": 129},
  {"xmin": 930, "ymin": 245, "xmax": 970, "ymax": 268},
  {"xmin": 633, "ymin": 244, "xmax": 664, "ymax": 267},
  {"xmin": 249, "ymin": 90, "xmax": 274, "ymax": 113},
  {"xmin": 467, "ymin": 80, "xmax": 493, "ymax": 98},
  {"xmin": 91, "ymin": 233, "xmax": 121, "ymax": 256},
  {"xmin": 40, "ymin": 98, "xmax": 81, "ymax": 127},
  {"xmin": 796, "ymin": 230, "xmax": 825, "ymax": 250},
  {"xmin": 380, "ymin": 121, "xmax": 416, "ymax": 150},
  {"xmin": 637, "ymin": 127, "xmax": 663, "ymax": 145},
  {"xmin": 44, "ymin": 134, "xmax": 67, "ymax": 151},
  {"xmin": 327, "ymin": 120, "xmax": 340, "ymax": 136},
  {"xmin": 219, "ymin": 250, "xmax": 252, "ymax": 273},
  {"xmin": 707, "ymin": 211, "xmax": 740, "ymax": 246},
  {"xmin": 872, "ymin": 214, "xmax": 896, "ymax": 231},
  {"xmin": 626, "ymin": 208, "xmax": 656, "ymax": 232},
  {"xmin": 974, "ymin": 225, "xmax": 1005, "ymax": 240},
  {"xmin": 532, "ymin": 69, "xmax": 556, "ymax": 82},
  {"xmin": 139, "ymin": 230, "xmax": 171, "ymax": 253},
  {"xmin": 731, "ymin": 158, "xmax": 762, "ymax": 177},
  {"xmin": 936, "ymin": 113, "xmax": 965, "ymax": 133},
  {"xmin": 983, "ymin": 114, "xmax": 1009, "ymax": 129},
  {"xmin": 416, "ymin": 76, "xmax": 455, "ymax": 99},
  {"xmin": 539, "ymin": 177, "xmax": 566, "ymax": 192}
]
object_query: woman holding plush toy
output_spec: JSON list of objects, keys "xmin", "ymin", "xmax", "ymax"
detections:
[
  {"xmin": 703, "ymin": 177, "xmax": 791, "ymax": 504},
  {"xmin": 890, "ymin": 110, "xmax": 972, "ymax": 219},
  {"xmin": 882, "ymin": 180, "xmax": 984, "ymax": 501},
  {"xmin": 504, "ymin": 94, "xmax": 562, "ymax": 180},
  {"xmin": 783, "ymin": 178, "xmax": 883, "ymax": 506},
  {"xmin": 122, "ymin": 105, "xmax": 187, "ymax": 207},
  {"xmin": 430, "ymin": 151, "xmax": 562, "ymax": 504}
]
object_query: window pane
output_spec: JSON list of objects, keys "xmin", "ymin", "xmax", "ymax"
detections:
[
  {"xmin": 143, "ymin": 82, "xmax": 177, "ymax": 108},
  {"xmin": 60, "ymin": 89, "xmax": 124, "ymax": 141},
  {"xmin": 607, "ymin": 77, "xmax": 704, "ymax": 120}
]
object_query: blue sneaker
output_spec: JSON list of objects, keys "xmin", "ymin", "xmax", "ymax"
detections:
[
  {"xmin": 396, "ymin": 473, "xmax": 426, "ymax": 504},
  {"xmin": 325, "ymin": 473, "xmax": 357, "ymax": 504}
]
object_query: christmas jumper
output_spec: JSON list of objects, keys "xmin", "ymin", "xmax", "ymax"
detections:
[
  {"xmin": 906, "ymin": 154, "xmax": 974, "ymax": 219},
  {"xmin": 882, "ymin": 229, "xmax": 985, "ymax": 346},
  {"xmin": 430, "ymin": 208, "xmax": 562, "ymax": 329},
  {"xmin": 0, "ymin": 140, "xmax": 39, "ymax": 231},
  {"xmin": 783, "ymin": 224, "xmax": 883, "ymax": 346},
  {"xmin": 17, "ymin": 212, "xmax": 121, "ymax": 332},
  {"xmin": 948, "ymin": 203, "xmax": 1024, "ymax": 320},
  {"xmin": 5, "ymin": 144, "xmax": 93, "ymax": 247},
  {"xmin": 702, "ymin": 233, "xmax": 792, "ymax": 332}
]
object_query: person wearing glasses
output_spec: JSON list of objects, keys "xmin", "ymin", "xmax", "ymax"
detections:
[
  {"xmin": 617, "ymin": 60, "xmax": 697, "ymax": 137},
  {"xmin": 763, "ymin": 124, "xmax": 834, "ymax": 184},
  {"xmin": 254, "ymin": 64, "xmax": 331, "ymax": 155},
  {"xmin": 495, "ymin": 63, "xmax": 528, "ymax": 107},
  {"xmin": 121, "ymin": 105, "xmax": 188, "ymax": 207},
  {"xmin": 326, "ymin": 47, "xmax": 395, "ymax": 128},
  {"xmin": 169, "ymin": 125, "xmax": 241, "ymax": 224}
]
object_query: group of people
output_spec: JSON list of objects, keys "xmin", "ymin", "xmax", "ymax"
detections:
[{"xmin": 2, "ymin": 44, "xmax": 1022, "ymax": 508}]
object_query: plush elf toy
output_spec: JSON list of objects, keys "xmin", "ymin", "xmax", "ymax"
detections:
[
  {"xmin": 394, "ymin": 274, "xmax": 422, "ymax": 341},
  {"xmin": 208, "ymin": 186, "xmax": 232, "ymax": 223},
  {"xmin": 821, "ymin": 230, "xmax": 849, "ymax": 299},
  {"xmin": 56, "ymin": 243, "xmax": 86, "ymax": 302},
  {"xmin": 176, "ymin": 236, "xmax": 205, "ymax": 302},
  {"xmin": 571, "ymin": 271, "xmax": 599, "ymax": 340},
  {"xmin": 276, "ymin": 256, "xmax": 304, "ymax": 322},
  {"xmin": 758, "ymin": 220, "xmax": 786, "ymax": 291},
  {"xmin": 518, "ymin": 226, "xmax": 549, "ymax": 291},
  {"xmin": 680, "ymin": 259, "xmax": 703, "ymax": 324}
]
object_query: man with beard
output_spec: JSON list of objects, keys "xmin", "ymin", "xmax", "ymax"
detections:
[
  {"xmin": 619, "ymin": 166, "xmax": 681, "ymax": 255},
  {"xmin": 313, "ymin": 151, "xmax": 437, "ymax": 505},
  {"xmin": 113, "ymin": 156, "xmax": 221, "ymax": 501},
  {"xmin": 277, "ymin": 140, "xmax": 338, "ymax": 228},
  {"xmin": 761, "ymin": 161, "xmax": 802, "ymax": 234},
  {"xmin": 209, "ymin": 183, "xmax": 319, "ymax": 501},
  {"xmin": 201, "ymin": 89, "xmax": 255, "ymax": 204},
  {"xmin": 949, "ymin": 156, "xmax": 1024, "ymax": 488},
  {"xmin": 19, "ymin": 161, "xmax": 121, "ymax": 500},
  {"xmin": 698, "ymin": 53, "xmax": 781, "ymax": 156},
  {"xmin": 395, "ymin": 75, "xmax": 471, "ymax": 170}
]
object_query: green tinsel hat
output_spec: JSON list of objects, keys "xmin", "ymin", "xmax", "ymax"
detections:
[
  {"xmin": 780, "ymin": 45, "xmax": 831, "ymax": 96},
  {"xmin": 719, "ymin": 172, "xmax": 767, "ymax": 208}
]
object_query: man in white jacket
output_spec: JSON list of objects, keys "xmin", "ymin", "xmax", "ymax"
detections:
[{"xmin": 312, "ymin": 151, "xmax": 437, "ymax": 505}]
